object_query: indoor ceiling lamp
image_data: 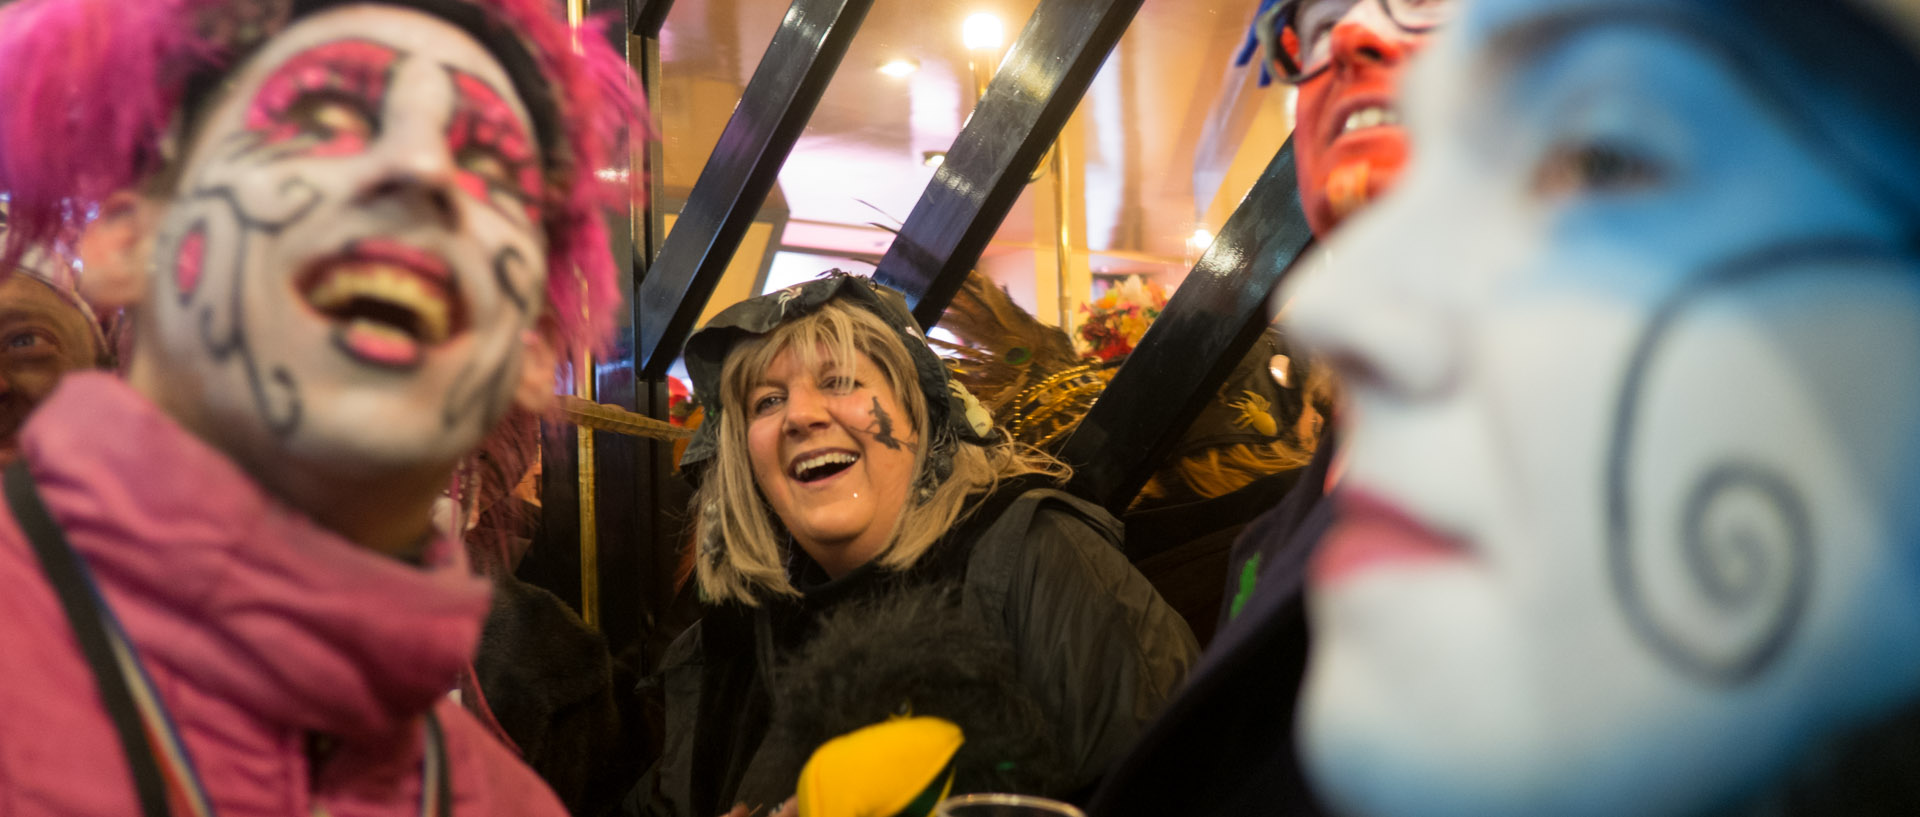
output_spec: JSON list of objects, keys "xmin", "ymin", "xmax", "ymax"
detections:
[
  {"xmin": 962, "ymin": 13, "xmax": 1005, "ymax": 51},
  {"xmin": 1188, "ymin": 227, "xmax": 1216, "ymax": 255},
  {"xmin": 922, "ymin": 151, "xmax": 948, "ymax": 168},
  {"xmin": 963, "ymin": 13, "xmax": 1005, "ymax": 100},
  {"xmin": 878, "ymin": 57, "xmax": 919, "ymax": 77}
]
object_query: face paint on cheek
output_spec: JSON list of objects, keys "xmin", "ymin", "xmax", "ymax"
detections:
[
  {"xmin": 1327, "ymin": 160, "xmax": 1374, "ymax": 222},
  {"xmin": 174, "ymin": 225, "xmax": 207, "ymax": 297},
  {"xmin": 446, "ymin": 69, "xmax": 543, "ymax": 223},
  {"xmin": 440, "ymin": 245, "xmax": 538, "ymax": 433},
  {"xmin": 150, "ymin": 174, "xmax": 324, "ymax": 441},
  {"xmin": 243, "ymin": 39, "xmax": 399, "ymax": 160},
  {"xmin": 865, "ymin": 396, "xmax": 910, "ymax": 452}
]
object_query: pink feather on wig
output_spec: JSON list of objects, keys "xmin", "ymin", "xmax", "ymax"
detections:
[{"xmin": 0, "ymin": 0, "xmax": 645, "ymax": 360}]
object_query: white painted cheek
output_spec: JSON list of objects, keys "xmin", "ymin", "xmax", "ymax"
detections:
[
  {"xmin": 1302, "ymin": 564, "xmax": 1550, "ymax": 817},
  {"xmin": 1625, "ymin": 277, "xmax": 1920, "ymax": 696}
]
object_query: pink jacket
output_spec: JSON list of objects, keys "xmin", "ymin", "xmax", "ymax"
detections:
[{"xmin": 0, "ymin": 374, "xmax": 567, "ymax": 817}]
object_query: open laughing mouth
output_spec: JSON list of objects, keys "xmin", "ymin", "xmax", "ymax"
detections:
[
  {"xmin": 1321, "ymin": 93, "xmax": 1404, "ymax": 148},
  {"xmin": 788, "ymin": 449, "xmax": 859, "ymax": 484},
  {"xmin": 298, "ymin": 240, "xmax": 465, "ymax": 370}
]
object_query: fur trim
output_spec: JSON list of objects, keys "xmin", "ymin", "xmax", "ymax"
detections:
[{"xmin": 760, "ymin": 586, "xmax": 1074, "ymax": 800}]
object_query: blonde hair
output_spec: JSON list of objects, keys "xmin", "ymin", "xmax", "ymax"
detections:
[{"xmin": 693, "ymin": 299, "xmax": 1069, "ymax": 605}]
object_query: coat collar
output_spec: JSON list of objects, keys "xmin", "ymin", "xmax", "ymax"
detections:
[{"xmin": 19, "ymin": 373, "xmax": 490, "ymax": 739}]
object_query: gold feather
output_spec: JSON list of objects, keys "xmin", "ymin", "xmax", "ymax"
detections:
[
  {"xmin": 559, "ymin": 395, "xmax": 691, "ymax": 441},
  {"xmin": 939, "ymin": 271, "xmax": 1084, "ymax": 415}
]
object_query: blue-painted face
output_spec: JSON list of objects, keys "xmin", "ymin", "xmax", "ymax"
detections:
[{"xmin": 1285, "ymin": 1, "xmax": 1920, "ymax": 816}]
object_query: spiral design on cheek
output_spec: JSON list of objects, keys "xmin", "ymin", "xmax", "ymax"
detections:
[
  {"xmin": 1682, "ymin": 468, "xmax": 1807, "ymax": 608},
  {"xmin": 1609, "ymin": 459, "xmax": 1812, "ymax": 682},
  {"xmin": 1600, "ymin": 241, "xmax": 1877, "ymax": 685}
]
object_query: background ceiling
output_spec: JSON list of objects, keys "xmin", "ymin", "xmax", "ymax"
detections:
[{"xmin": 651, "ymin": 0, "xmax": 1294, "ymax": 315}]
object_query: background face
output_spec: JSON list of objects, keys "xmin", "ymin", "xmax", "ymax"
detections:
[
  {"xmin": 1291, "ymin": 0, "xmax": 1426, "ymax": 234},
  {"xmin": 1284, "ymin": 7, "xmax": 1920, "ymax": 817},
  {"xmin": 0, "ymin": 205, "xmax": 99, "ymax": 464},
  {"xmin": 140, "ymin": 5, "xmax": 548, "ymax": 481},
  {"xmin": 746, "ymin": 345, "xmax": 918, "ymax": 575},
  {"xmin": 0, "ymin": 273, "xmax": 100, "ymax": 464}
]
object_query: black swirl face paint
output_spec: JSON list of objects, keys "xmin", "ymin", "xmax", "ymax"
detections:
[
  {"xmin": 1604, "ymin": 237, "xmax": 1908, "ymax": 683},
  {"xmin": 161, "ymin": 174, "xmax": 324, "ymax": 439},
  {"xmin": 441, "ymin": 245, "xmax": 532, "ymax": 433}
]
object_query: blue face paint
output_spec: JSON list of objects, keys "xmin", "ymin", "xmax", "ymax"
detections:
[{"xmin": 1282, "ymin": 2, "xmax": 1920, "ymax": 816}]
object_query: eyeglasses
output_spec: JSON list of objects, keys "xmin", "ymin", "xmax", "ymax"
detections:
[{"xmin": 1256, "ymin": 0, "xmax": 1453, "ymax": 85}]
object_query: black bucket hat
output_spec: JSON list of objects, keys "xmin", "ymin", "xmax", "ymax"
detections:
[{"xmin": 679, "ymin": 272, "xmax": 997, "ymax": 483}]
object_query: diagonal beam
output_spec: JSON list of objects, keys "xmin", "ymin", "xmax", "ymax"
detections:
[
  {"xmin": 628, "ymin": 0, "xmax": 672, "ymax": 37},
  {"xmin": 636, "ymin": 0, "xmax": 874, "ymax": 375},
  {"xmin": 873, "ymin": 0, "xmax": 1147, "ymax": 326},
  {"xmin": 1059, "ymin": 138, "xmax": 1314, "ymax": 521}
]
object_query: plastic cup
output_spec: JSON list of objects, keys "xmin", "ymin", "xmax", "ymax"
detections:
[{"xmin": 933, "ymin": 793, "xmax": 1087, "ymax": 817}]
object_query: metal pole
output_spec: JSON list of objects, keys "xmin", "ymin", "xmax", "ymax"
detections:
[
  {"xmin": 1051, "ymin": 134, "xmax": 1073, "ymax": 328},
  {"xmin": 566, "ymin": 0, "xmax": 601, "ymax": 631}
]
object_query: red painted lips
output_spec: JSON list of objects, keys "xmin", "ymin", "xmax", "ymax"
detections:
[{"xmin": 1312, "ymin": 490, "xmax": 1469, "ymax": 587}]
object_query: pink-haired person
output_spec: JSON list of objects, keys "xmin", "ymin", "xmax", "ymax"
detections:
[{"xmin": 0, "ymin": 0, "xmax": 641, "ymax": 814}]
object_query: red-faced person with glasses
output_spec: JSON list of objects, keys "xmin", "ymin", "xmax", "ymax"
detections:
[
  {"xmin": 1085, "ymin": 1, "xmax": 1453, "ymax": 815},
  {"xmin": 1259, "ymin": 0, "xmax": 1447, "ymax": 233}
]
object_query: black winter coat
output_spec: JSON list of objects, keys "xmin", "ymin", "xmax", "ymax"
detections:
[{"xmin": 631, "ymin": 484, "xmax": 1199, "ymax": 817}]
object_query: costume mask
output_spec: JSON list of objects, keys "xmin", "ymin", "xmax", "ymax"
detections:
[
  {"xmin": 1257, "ymin": 0, "xmax": 1450, "ymax": 234},
  {"xmin": 1283, "ymin": 1, "xmax": 1920, "ymax": 815},
  {"xmin": 139, "ymin": 4, "xmax": 548, "ymax": 479}
]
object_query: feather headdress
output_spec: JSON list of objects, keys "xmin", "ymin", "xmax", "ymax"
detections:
[{"xmin": 935, "ymin": 271, "xmax": 1084, "ymax": 420}]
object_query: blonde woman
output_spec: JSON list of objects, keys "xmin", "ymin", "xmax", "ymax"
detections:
[{"xmin": 638, "ymin": 273, "xmax": 1198, "ymax": 817}]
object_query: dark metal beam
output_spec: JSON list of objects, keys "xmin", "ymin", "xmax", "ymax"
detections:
[
  {"xmin": 628, "ymin": 0, "xmax": 672, "ymax": 37},
  {"xmin": 635, "ymin": 0, "xmax": 874, "ymax": 375},
  {"xmin": 872, "ymin": 0, "xmax": 1148, "ymax": 327},
  {"xmin": 1059, "ymin": 138, "xmax": 1314, "ymax": 519}
]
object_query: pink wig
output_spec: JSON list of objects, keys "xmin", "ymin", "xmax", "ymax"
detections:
[{"xmin": 0, "ymin": 0, "xmax": 644, "ymax": 359}]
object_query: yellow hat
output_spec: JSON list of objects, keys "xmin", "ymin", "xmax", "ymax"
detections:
[{"xmin": 796, "ymin": 716, "xmax": 964, "ymax": 817}]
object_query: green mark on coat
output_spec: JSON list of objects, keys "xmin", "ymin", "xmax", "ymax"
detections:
[{"xmin": 1228, "ymin": 554, "xmax": 1261, "ymax": 621}]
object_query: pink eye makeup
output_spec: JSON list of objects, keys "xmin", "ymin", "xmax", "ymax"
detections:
[
  {"xmin": 244, "ymin": 39, "xmax": 400, "ymax": 158},
  {"xmin": 447, "ymin": 69, "xmax": 543, "ymax": 221}
]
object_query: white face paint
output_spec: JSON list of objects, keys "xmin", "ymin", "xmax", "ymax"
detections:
[
  {"xmin": 1284, "ymin": 6, "xmax": 1920, "ymax": 817},
  {"xmin": 140, "ymin": 5, "xmax": 547, "ymax": 479}
]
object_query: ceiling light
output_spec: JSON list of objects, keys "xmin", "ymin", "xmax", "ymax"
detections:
[
  {"xmin": 1188, "ymin": 227, "xmax": 1215, "ymax": 254},
  {"xmin": 922, "ymin": 151, "xmax": 947, "ymax": 168},
  {"xmin": 963, "ymin": 13, "xmax": 1005, "ymax": 51},
  {"xmin": 878, "ymin": 58, "xmax": 919, "ymax": 78}
]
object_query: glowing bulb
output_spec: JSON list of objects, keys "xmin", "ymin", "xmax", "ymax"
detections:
[
  {"xmin": 963, "ymin": 13, "xmax": 1005, "ymax": 51},
  {"xmin": 922, "ymin": 151, "xmax": 947, "ymax": 168},
  {"xmin": 1188, "ymin": 227, "xmax": 1215, "ymax": 254},
  {"xmin": 878, "ymin": 58, "xmax": 919, "ymax": 78}
]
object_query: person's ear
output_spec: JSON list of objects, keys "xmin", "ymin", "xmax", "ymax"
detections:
[
  {"xmin": 513, "ymin": 329, "xmax": 558, "ymax": 413},
  {"xmin": 77, "ymin": 191, "xmax": 156, "ymax": 309}
]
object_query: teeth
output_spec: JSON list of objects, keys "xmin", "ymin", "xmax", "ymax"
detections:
[
  {"xmin": 790, "ymin": 451, "xmax": 857, "ymax": 478},
  {"xmin": 1342, "ymin": 106, "xmax": 1399, "ymax": 134},
  {"xmin": 306, "ymin": 263, "xmax": 451, "ymax": 343},
  {"xmin": 347, "ymin": 319, "xmax": 413, "ymax": 346}
]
